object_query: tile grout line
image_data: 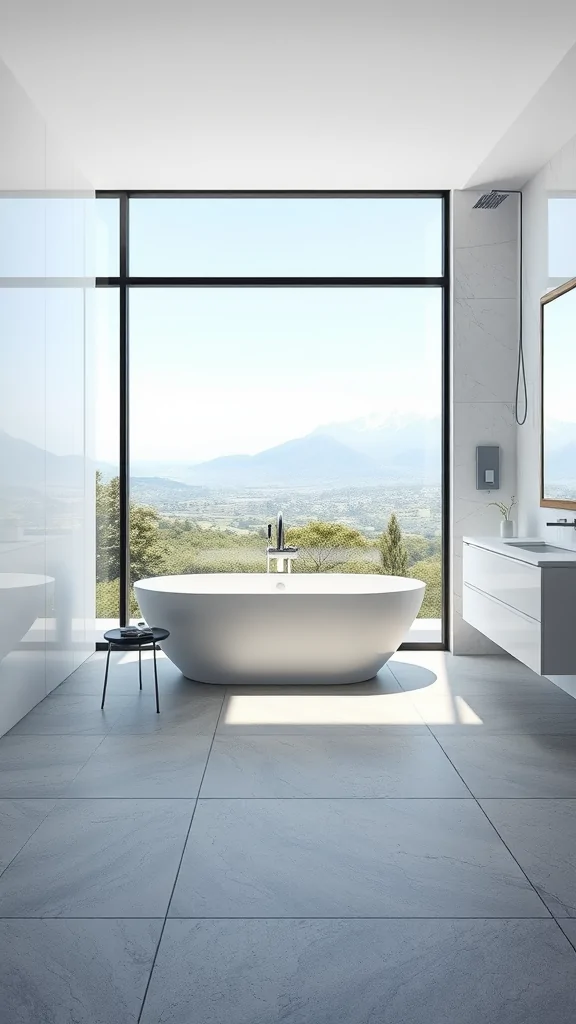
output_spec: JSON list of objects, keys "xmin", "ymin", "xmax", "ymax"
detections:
[
  {"xmin": 553, "ymin": 919, "xmax": 576, "ymax": 958},
  {"xmin": 0, "ymin": 916, "xmax": 167, "ymax": 920},
  {"xmin": 60, "ymin": 734, "xmax": 108, "ymax": 795},
  {"xmin": 136, "ymin": 685, "xmax": 228, "ymax": 1024},
  {"xmin": 11, "ymin": 728, "xmax": 576, "ymax": 737},
  {"xmin": 386, "ymin": 659, "xmax": 444, "ymax": 743},
  {"xmin": 386, "ymin": 660, "xmax": 576, "ymax": 738},
  {"xmin": 0, "ymin": 916, "xmax": 568, "ymax": 924},
  {"xmin": 429, "ymin": 731, "xmax": 556, "ymax": 920},
  {"xmin": 0, "ymin": 795, "xmax": 505, "ymax": 801},
  {"xmin": 6, "ymin": 794, "xmax": 576, "ymax": 801},
  {"xmin": 0, "ymin": 799, "xmax": 62, "ymax": 886},
  {"xmin": 0, "ymin": 915, "xmax": 566, "ymax": 921},
  {"xmin": 0, "ymin": 731, "xmax": 108, "ymax": 884},
  {"xmin": 121, "ymin": 914, "xmax": 576, "ymax": 921}
]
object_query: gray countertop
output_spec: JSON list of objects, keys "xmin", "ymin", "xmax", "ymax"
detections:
[{"xmin": 463, "ymin": 536, "xmax": 576, "ymax": 568}]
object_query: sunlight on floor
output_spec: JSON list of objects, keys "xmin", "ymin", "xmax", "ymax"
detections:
[
  {"xmin": 390, "ymin": 652, "xmax": 484, "ymax": 724},
  {"xmin": 223, "ymin": 686, "xmax": 483, "ymax": 728},
  {"xmin": 222, "ymin": 692, "xmax": 428, "ymax": 727},
  {"xmin": 115, "ymin": 649, "xmax": 484, "ymax": 727},
  {"xmin": 116, "ymin": 650, "xmax": 164, "ymax": 666}
]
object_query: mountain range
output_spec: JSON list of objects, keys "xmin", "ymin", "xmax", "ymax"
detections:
[
  {"xmin": 4, "ymin": 411, "xmax": 574, "ymax": 494},
  {"xmin": 0, "ymin": 430, "xmax": 85, "ymax": 493},
  {"xmin": 121, "ymin": 414, "xmax": 443, "ymax": 487}
]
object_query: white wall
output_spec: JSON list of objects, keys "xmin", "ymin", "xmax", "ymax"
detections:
[
  {"xmin": 519, "ymin": 132, "xmax": 576, "ymax": 693},
  {"xmin": 451, "ymin": 190, "xmax": 519, "ymax": 653},
  {"xmin": 0, "ymin": 58, "xmax": 95, "ymax": 735}
]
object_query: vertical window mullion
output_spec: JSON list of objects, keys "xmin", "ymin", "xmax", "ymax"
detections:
[
  {"xmin": 119, "ymin": 196, "xmax": 130, "ymax": 625},
  {"xmin": 441, "ymin": 193, "xmax": 450, "ymax": 649}
]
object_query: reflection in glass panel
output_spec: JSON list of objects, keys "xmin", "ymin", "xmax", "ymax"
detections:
[
  {"xmin": 542, "ymin": 283, "xmax": 576, "ymax": 504},
  {"xmin": 0, "ymin": 285, "xmax": 47, "ymax": 690},
  {"xmin": 0, "ymin": 196, "xmax": 46, "ymax": 277},
  {"xmin": 548, "ymin": 197, "xmax": 576, "ymax": 280},
  {"xmin": 129, "ymin": 288, "xmax": 442, "ymax": 633},
  {"xmin": 94, "ymin": 197, "xmax": 120, "ymax": 278},
  {"xmin": 129, "ymin": 197, "xmax": 443, "ymax": 278},
  {"xmin": 0, "ymin": 195, "xmax": 113, "ymax": 280},
  {"xmin": 45, "ymin": 287, "xmax": 86, "ymax": 676},
  {"xmin": 46, "ymin": 197, "xmax": 91, "ymax": 278},
  {"xmin": 94, "ymin": 290, "xmax": 120, "ymax": 623}
]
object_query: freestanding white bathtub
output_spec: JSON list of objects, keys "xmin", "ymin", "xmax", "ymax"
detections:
[{"xmin": 134, "ymin": 573, "xmax": 425, "ymax": 685}]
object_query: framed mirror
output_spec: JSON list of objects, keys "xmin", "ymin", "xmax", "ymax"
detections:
[{"xmin": 541, "ymin": 277, "xmax": 576, "ymax": 509}]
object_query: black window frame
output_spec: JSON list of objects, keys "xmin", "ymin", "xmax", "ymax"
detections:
[{"xmin": 96, "ymin": 190, "xmax": 450, "ymax": 649}]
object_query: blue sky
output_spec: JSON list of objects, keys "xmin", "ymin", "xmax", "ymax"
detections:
[
  {"xmin": 543, "ymin": 280, "xmax": 576, "ymax": 427},
  {"xmin": 127, "ymin": 198, "xmax": 442, "ymax": 278},
  {"xmin": 95, "ymin": 284, "xmax": 442, "ymax": 463},
  {"xmin": 95, "ymin": 198, "xmax": 442, "ymax": 464},
  {"xmin": 544, "ymin": 199, "xmax": 576, "ymax": 433},
  {"xmin": 93, "ymin": 195, "xmax": 576, "ymax": 465}
]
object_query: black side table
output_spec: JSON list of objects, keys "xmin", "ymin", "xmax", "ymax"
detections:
[{"xmin": 101, "ymin": 628, "xmax": 170, "ymax": 714}]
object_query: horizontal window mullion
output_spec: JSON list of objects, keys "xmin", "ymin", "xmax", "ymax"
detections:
[
  {"xmin": 96, "ymin": 189, "xmax": 448, "ymax": 200},
  {"xmin": 97, "ymin": 276, "xmax": 447, "ymax": 289},
  {"xmin": 0, "ymin": 277, "xmax": 95, "ymax": 288}
]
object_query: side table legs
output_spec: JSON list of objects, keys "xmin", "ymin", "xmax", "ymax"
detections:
[
  {"xmin": 101, "ymin": 643, "xmax": 112, "ymax": 710},
  {"xmin": 153, "ymin": 644, "xmax": 160, "ymax": 713},
  {"xmin": 100, "ymin": 641, "xmax": 161, "ymax": 713}
]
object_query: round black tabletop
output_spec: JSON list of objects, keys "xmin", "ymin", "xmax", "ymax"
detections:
[{"xmin": 103, "ymin": 627, "xmax": 170, "ymax": 646}]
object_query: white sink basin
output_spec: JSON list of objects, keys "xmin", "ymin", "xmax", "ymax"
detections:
[{"xmin": 504, "ymin": 542, "xmax": 570, "ymax": 553}]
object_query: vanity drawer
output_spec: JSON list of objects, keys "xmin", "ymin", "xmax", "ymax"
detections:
[
  {"xmin": 463, "ymin": 543, "xmax": 541, "ymax": 621},
  {"xmin": 463, "ymin": 584, "xmax": 541, "ymax": 674}
]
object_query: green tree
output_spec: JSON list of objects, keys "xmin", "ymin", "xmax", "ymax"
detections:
[
  {"xmin": 378, "ymin": 514, "xmax": 408, "ymax": 576},
  {"xmin": 402, "ymin": 534, "xmax": 429, "ymax": 567},
  {"xmin": 95, "ymin": 472, "xmax": 168, "ymax": 598},
  {"xmin": 409, "ymin": 554, "xmax": 442, "ymax": 618},
  {"xmin": 400, "ymin": 534, "xmax": 442, "ymax": 567},
  {"xmin": 129, "ymin": 503, "xmax": 167, "ymax": 584},
  {"xmin": 286, "ymin": 521, "xmax": 367, "ymax": 572},
  {"xmin": 96, "ymin": 471, "xmax": 120, "ymax": 583},
  {"xmin": 95, "ymin": 579, "xmax": 121, "ymax": 618}
]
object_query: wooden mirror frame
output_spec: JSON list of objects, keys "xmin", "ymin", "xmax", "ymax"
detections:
[{"xmin": 540, "ymin": 276, "xmax": 576, "ymax": 510}]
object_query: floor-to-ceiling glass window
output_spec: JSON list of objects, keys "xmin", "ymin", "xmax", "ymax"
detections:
[
  {"xmin": 96, "ymin": 194, "xmax": 448, "ymax": 644},
  {"xmin": 94, "ymin": 199, "xmax": 120, "ymax": 625}
]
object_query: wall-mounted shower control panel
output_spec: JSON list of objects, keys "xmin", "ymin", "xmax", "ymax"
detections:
[{"xmin": 476, "ymin": 445, "xmax": 500, "ymax": 490}]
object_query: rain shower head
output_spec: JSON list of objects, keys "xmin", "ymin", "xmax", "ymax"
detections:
[
  {"xmin": 472, "ymin": 191, "xmax": 510, "ymax": 209},
  {"xmin": 468, "ymin": 186, "xmax": 527, "ymax": 426}
]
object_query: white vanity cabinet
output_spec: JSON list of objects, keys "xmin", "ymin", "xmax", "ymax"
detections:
[{"xmin": 462, "ymin": 537, "xmax": 576, "ymax": 675}]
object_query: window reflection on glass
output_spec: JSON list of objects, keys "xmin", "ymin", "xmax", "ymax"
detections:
[
  {"xmin": 94, "ymin": 197, "xmax": 120, "ymax": 278},
  {"xmin": 0, "ymin": 197, "xmax": 46, "ymax": 277}
]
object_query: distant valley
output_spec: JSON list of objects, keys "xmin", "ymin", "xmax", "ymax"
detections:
[{"xmin": 104, "ymin": 414, "xmax": 443, "ymax": 488}]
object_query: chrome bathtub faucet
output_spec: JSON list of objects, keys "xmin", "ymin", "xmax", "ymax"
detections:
[{"xmin": 266, "ymin": 512, "xmax": 299, "ymax": 573}]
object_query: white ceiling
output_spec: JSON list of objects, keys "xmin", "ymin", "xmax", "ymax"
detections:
[{"xmin": 2, "ymin": 0, "xmax": 576, "ymax": 189}]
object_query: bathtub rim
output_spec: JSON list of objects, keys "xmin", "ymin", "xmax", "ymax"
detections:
[{"xmin": 134, "ymin": 572, "xmax": 426, "ymax": 598}]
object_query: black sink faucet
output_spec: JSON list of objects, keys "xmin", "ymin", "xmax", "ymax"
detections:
[{"xmin": 546, "ymin": 518, "xmax": 576, "ymax": 528}]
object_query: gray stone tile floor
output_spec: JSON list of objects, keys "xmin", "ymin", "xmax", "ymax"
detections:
[{"xmin": 2, "ymin": 649, "xmax": 576, "ymax": 1022}]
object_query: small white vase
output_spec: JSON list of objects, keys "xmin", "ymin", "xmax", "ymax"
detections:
[{"xmin": 500, "ymin": 519, "xmax": 514, "ymax": 538}]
